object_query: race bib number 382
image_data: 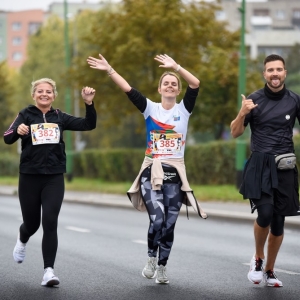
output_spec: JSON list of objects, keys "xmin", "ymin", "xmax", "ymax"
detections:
[{"xmin": 31, "ymin": 123, "xmax": 60, "ymax": 145}]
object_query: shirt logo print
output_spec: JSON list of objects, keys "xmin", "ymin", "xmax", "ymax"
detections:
[{"xmin": 164, "ymin": 172, "xmax": 176, "ymax": 180}]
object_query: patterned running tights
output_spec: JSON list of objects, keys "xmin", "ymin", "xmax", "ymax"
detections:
[{"xmin": 139, "ymin": 166, "xmax": 184, "ymax": 266}]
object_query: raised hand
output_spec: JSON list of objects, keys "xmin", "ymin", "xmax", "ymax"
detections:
[
  {"xmin": 81, "ymin": 86, "xmax": 96, "ymax": 105},
  {"xmin": 240, "ymin": 94, "xmax": 258, "ymax": 116},
  {"xmin": 87, "ymin": 54, "xmax": 110, "ymax": 72},
  {"xmin": 154, "ymin": 54, "xmax": 178, "ymax": 69}
]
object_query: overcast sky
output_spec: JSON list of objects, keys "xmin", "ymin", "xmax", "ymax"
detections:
[{"xmin": 0, "ymin": 1, "xmax": 120, "ymax": 12}]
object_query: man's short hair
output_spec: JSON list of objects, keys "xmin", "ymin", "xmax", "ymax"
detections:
[{"xmin": 264, "ymin": 54, "xmax": 285, "ymax": 67}]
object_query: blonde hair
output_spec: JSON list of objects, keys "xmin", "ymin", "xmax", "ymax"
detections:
[
  {"xmin": 31, "ymin": 78, "xmax": 58, "ymax": 97},
  {"xmin": 158, "ymin": 71, "xmax": 182, "ymax": 91}
]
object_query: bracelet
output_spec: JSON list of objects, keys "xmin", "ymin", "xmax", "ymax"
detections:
[
  {"xmin": 107, "ymin": 67, "xmax": 115, "ymax": 76},
  {"xmin": 175, "ymin": 64, "xmax": 181, "ymax": 72}
]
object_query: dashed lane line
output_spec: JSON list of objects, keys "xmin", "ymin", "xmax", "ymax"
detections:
[
  {"xmin": 132, "ymin": 239, "xmax": 147, "ymax": 245},
  {"xmin": 65, "ymin": 226, "xmax": 91, "ymax": 233}
]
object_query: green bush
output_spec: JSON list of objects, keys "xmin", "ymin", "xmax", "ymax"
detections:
[
  {"xmin": 2, "ymin": 136, "xmax": 300, "ymax": 184},
  {"xmin": 0, "ymin": 153, "xmax": 20, "ymax": 176},
  {"xmin": 72, "ymin": 140, "xmax": 240, "ymax": 184},
  {"xmin": 72, "ymin": 148, "xmax": 145, "ymax": 182}
]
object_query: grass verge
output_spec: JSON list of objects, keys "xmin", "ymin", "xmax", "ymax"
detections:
[{"xmin": 0, "ymin": 176, "xmax": 245, "ymax": 202}]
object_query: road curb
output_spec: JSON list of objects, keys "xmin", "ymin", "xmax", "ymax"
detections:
[{"xmin": 1, "ymin": 185, "xmax": 299, "ymax": 226}]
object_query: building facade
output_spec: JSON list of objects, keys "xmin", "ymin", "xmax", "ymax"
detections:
[
  {"xmin": 6, "ymin": 10, "xmax": 45, "ymax": 69},
  {"xmin": 0, "ymin": 1, "xmax": 103, "ymax": 69},
  {"xmin": 215, "ymin": 0, "xmax": 300, "ymax": 59}
]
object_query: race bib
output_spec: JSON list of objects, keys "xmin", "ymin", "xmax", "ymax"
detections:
[
  {"xmin": 31, "ymin": 123, "xmax": 60, "ymax": 145},
  {"xmin": 151, "ymin": 132, "xmax": 183, "ymax": 155}
]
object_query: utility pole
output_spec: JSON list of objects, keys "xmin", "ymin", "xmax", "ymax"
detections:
[
  {"xmin": 236, "ymin": 0, "xmax": 247, "ymax": 188},
  {"xmin": 64, "ymin": 0, "xmax": 73, "ymax": 181}
]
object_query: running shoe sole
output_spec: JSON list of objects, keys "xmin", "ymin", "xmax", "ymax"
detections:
[
  {"xmin": 155, "ymin": 278, "xmax": 169, "ymax": 284},
  {"xmin": 247, "ymin": 272, "xmax": 262, "ymax": 284},
  {"xmin": 142, "ymin": 270, "xmax": 156, "ymax": 279},
  {"xmin": 265, "ymin": 282, "xmax": 283, "ymax": 287},
  {"xmin": 41, "ymin": 278, "xmax": 60, "ymax": 286}
]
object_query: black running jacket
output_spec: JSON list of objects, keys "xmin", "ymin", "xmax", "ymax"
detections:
[{"xmin": 3, "ymin": 103, "xmax": 97, "ymax": 174}]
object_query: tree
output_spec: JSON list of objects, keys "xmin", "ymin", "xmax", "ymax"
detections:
[
  {"xmin": 0, "ymin": 61, "xmax": 17, "ymax": 151},
  {"xmin": 285, "ymin": 43, "xmax": 300, "ymax": 94},
  {"xmin": 16, "ymin": 16, "xmax": 66, "ymax": 112},
  {"xmin": 71, "ymin": 0, "xmax": 262, "ymax": 141},
  {"xmin": 13, "ymin": 0, "xmax": 264, "ymax": 148}
]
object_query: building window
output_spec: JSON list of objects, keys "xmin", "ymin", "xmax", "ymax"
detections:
[
  {"xmin": 275, "ymin": 10, "xmax": 285, "ymax": 20},
  {"xmin": 28, "ymin": 22, "xmax": 42, "ymax": 35},
  {"xmin": 12, "ymin": 37, "xmax": 22, "ymax": 46},
  {"xmin": 253, "ymin": 9, "xmax": 269, "ymax": 16},
  {"xmin": 293, "ymin": 9, "xmax": 300, "ymax": 19},
  {"xmin": 12, "ymin": 22, "xmax": 22, "ymax": 31},
  {"xmin": 292, "ymin": 9, "xmax": 300, "ymax": 26},
  {"xmin": 12, "ymin": 52, "xmax": 22, "ymax": 61}
]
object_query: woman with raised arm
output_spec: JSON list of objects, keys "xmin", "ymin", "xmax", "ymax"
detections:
[
  {"xmin": 3, "ymin": 78, "xmax": 97, "ymax": 287},
  {"xmin": 87, "ymin": 54, "xmax": 206, "ymax": 284}
]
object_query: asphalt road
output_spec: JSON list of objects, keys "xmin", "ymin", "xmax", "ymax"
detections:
[{"xmin": 0, "ymin": 195, "xmax": 299, "ymax": 300}]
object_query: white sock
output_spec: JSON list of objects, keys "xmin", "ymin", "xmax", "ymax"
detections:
[{"xmin": 17, "ymin": 239, "xmax": 26, "ymax": 247}]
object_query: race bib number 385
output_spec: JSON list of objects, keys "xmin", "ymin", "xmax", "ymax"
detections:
[
  {"xmin": 31, "ymin": 123, "xmax": 60, "ymax": 145},
  {"xmin": 151, "ymin": 132, "xmax": 183, "ymax": 154}
]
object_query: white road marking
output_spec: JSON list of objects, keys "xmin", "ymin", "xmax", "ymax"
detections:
[
  {"xmin": 243, "ymin": 263, "xmax": 300, "ymax": 275},
  {"xmin": 65, "ymin": 226, "xmax": 90, "ymax": 233},
  {"xmin": 132, "ymin": 239, "xmax": 147, "ymax": 245}
]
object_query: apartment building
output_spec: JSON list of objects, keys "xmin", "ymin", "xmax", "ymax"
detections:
[
  {"xmin": 5, "ymin": 10, "xmax": 45, "ymax": 69},
  {"xmin": 0, "ymin": 1, "xmax": 102, "ymax": 69},
  {"xmin": 215, "ymin": 0, "xmax": 300, "ymax": 59}
]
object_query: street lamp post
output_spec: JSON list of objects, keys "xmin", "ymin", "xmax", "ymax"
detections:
[
  {"xmin": 236, "ymin": 0, "xmax": 247, "ymax": 188},
  {"xmin": 64, "ymin": 0, "xmax": 73, "ymax": 181}
]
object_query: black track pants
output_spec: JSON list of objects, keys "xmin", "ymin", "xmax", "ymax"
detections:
[{"xmin": 18, "ymin": 173, "xmax": 64, "ymax": 269}]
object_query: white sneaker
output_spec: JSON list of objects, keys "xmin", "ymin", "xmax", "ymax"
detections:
[
  {"xmin": 247, "ymin": 256, "xmax": 264, "ymax": 284},
  {"xmin": 263, "ymin": 269, "xmax": 283, "ymax": 287},
  {"xmin": 155, "ymin": 265, "xmax": 169, "ymax": 284},
  {"xmin": 41, "ymin": 267, "xmax": 60, "ymax": 286},
  {"xmin": 13, "ymin": 235, "xmax": 26, "ymax": 263},
  {"xmin": 142, "ymin": 257, "xmax": 157, "ymax": 279}
]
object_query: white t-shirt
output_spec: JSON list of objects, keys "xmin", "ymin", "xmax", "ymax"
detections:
[{"xmin": 143, "ymin": 99, "xmax": 190, "ymax": 159}]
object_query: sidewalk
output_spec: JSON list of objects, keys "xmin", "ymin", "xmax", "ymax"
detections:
[{"xmin": 1, "ymin": 185, "xmax": 299, "ymax": 226}]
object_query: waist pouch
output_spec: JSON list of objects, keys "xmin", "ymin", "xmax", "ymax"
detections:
[
  {"xmin": 162, "ymin": 165, "xmax": 180, "ymax": 183},
  {"xmin": 275, "ymin": 153, "xmax": 296, "ymax": 170}
]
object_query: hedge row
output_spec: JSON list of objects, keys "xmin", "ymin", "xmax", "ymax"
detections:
[
  {"xmin": 71, "ymin": 142, "xmax": 239, "ymax": 184},
  {"xmin": 2, "ymin": 136, "xmax": 300, "ymax": 185}
]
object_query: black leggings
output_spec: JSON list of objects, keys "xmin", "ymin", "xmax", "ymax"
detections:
[
  {"xmin": 256, "ymin": 204, "xmax": 285, "ymax": 236},
  {"xmin": 18, "ymin": 173, "xmax": 64, "ymax": 269}
]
